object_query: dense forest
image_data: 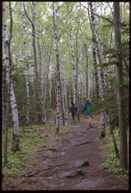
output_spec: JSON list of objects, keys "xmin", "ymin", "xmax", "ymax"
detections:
[{"xmin": 2, "ymin": 1, "xmax": 129, "ymax": 190}]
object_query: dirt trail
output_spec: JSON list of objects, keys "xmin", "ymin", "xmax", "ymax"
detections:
[{"xmin": 21, "ymin": 115, "xmax": 128, "ymax": 190}]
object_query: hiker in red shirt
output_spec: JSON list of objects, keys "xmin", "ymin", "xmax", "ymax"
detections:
[{"xmin": 54, "ymin": 102, "xmax": 57, "ymax": 109}]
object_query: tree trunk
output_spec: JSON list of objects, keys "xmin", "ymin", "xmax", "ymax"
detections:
[
  {"xmin": 3, "ymin": 1, "xmax": 10, "ymax": 165},
  {"xmin": 21, "ymin": 2, "xmax": 30, "ymax": 125},
  {"xmin": 110, "ymin": 126, "xmax": 119, "ymax": 159},
  {"xmin": 88, "ymin": 2, "xmax": 100, "ymax": 99},
  {"xmin": 113, "ymin": 2, "xmax": 127, "ymax": 170},
  {"xmin": 3, "ymin": 2, "xmax": 20, "ymax": 153},
  {"xmin": 60, "ymin": 80, "xmax": 65, "ymax": 126},
  {"xmin": 70, "ymin": 28, "xmax": 77, "ymax": 104},
  {"xmin": 93, "ymin": 2, "xmax": 106, "ymax": 137},
  {"xmin": 32, "ymin": 2, "xmax": 40, "ymax": 122},
  {"xmin": 75, "ymin": 28, "xmax": 80, "ymax": 120},
  {"xmin": 53, "ymin": 2, "xmax": 61, "ymax": 133},
  {"xmin": 83, "ymin": 34, "xmax": 89, "ymax": 98}
]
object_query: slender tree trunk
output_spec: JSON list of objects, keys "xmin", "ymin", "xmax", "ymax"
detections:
[
  {"xmin": 60, "ymin": 80, "xmax": 65, "ymax": 126},
  {"xmin": 88, "ymin": 2, "xmax": 100, "ymax": 99},
  {"xmin": 93, "ymin": 2, "xmax": 106, "ymax": 137},
  {"xmin": 83, "ymin": 34, "xmax": 89, "ymax": 98},
  {"xmin": 3, "ymin": 2, "xmax": 20, "ymax": 153},
  {"xmin": 110, "ymin": 126, "xmax": 120, "ymax": 159},
  {"xmin": 75, "ymin": 28, "xmax": 79, "ymax": 108},
  {"xmin": 24, "ymin": 3, "xmax": 39, "ymax": 122},
  {"xmin": 43, "ymin": 31, "xmax": 53, "ymax": 122},
  {"xmin": 53, "ymin": 2, "xmax": 61, "ymax": 133},
  {"xmin": 113, "ymin": 2, "xmax": 127, "ymax": 170},
  {"xmin": 32, "ymin": 2, "xmax": 40, "ymax": 122},
  {"xmin": 21, "ymin": 2, "xmax": 30, "ymax": 125},
  {"xmin": 70, "ymin": 28, "xmax": 77, "ymax": 104},
  {"xmin": 9, "ymin": 2, "xmax": 20, "ymax": 152},
  {"xmin": 49, "ymin": 53, "xmax": 53, "ymax": 106},
  {"xmin": 3, "ymin": 1, "xmax": 10, "ymax": 165},
  {"xmin": 75, "ymin": 28, "xmax": 80, "ymax": 120},
  {"xmin": 32, "ymin": 2, "xmax": 39, "ymax": 87}
]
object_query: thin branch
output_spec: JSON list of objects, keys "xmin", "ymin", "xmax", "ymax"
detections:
[
  {"xmin": 24, "ymin": 4, "xmax": 34, "ymax": 28},
  {"xmin": 79, "ymin": 2, "xmax": 113, "ymax": 24},
  {"xmin": 107, "ymin": 2, "xmax": 114, "ymax": 15},
  {"xmin": 9, "ymin": 2, "xmax": 13, "ymax": 44}
]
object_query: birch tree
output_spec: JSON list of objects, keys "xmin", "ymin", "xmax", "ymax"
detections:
[
  {"xmin": 83, "ymin": 33, "xmax": 89, "ymax": 98},
  {"xmin": 53, "ymin": 2, "xmax": 61, "ymax": 133},
  {"xmin": 88, "ymin": 2, "xmax": 100, "ymax": 99},
  {"xmin": 3, "ymin": 2, "xmax": 20, "ymax": 153},
  {"xmin": 24, "ymin": 2, "xmax": 40, "ymax": 122},
  {"xmin": 3, "ymin": 2, "xmax": 10, "ymax": 163},
  {"xmin": 21, "ymin": 2, "xmax": 30, "ymax": 125}
]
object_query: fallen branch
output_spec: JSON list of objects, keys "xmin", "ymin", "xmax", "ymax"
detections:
[
  {"xmin": 74, "ymin": 141, "xmax": 93, "ymax": 146},
  {"xmin": 22, "ymin": 163, "xmax": 64, "ymax": 178},
  {"xmin": 37, "ymin": 147, "xmax": 57, "ymax": 153},
  {"xmin": 33, "ymin": 132, "xmax": 43, "ymax": 138}
]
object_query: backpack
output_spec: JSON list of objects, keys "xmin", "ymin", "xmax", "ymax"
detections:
[{"xmin": 70, "ymin": 105, "xmax": 77, "ymax": 114}]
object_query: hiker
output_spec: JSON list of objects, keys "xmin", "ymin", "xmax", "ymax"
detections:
[
  {"xmin": 68, "ymin": 101, "xmax": 77, "ymax": 122},
  {"xmin": 82, "ymin": 98, "xmax": 93, "ymax": 128},
  {"xmin": 54, "ymin": 101, "xmax": 57, "ymax": 110}
]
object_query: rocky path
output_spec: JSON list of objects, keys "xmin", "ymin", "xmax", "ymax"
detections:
[{"xmin": 21, "ymin": 116, "xmax": 128, "ymax": 190}]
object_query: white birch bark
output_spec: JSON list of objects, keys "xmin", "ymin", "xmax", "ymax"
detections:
[
  {"xmin": 49, "ymin": 52, "xmax": 52, "ymax": 105},
  {"xmin": 88, "ymin": 2, "xmax": 100, "ymax": 98},
  {"xmin": 3, "ymin": 2, "xmax": 19, "ymax": 152},
  {"xmin": 32, "ymin": 2, "xmax": 39, "ymax": 87},
  {"xmin": 53, "ymin": 2, "xmax": 61, "ymax": 132},
  {"xmin": 88, "ymin": 2, "xmax": 106, "ymax": 137},
  {"xmin": 93, "ymin": 2, "xmax": 105, "ymax": 95},
  {"xmin": 21, "ymin": 2, "xmax": 30, "ymax": 125},
  {"xmin": 121, "ymin": 2, "xmax": 124, "ymax": 22},
  {"xmin": 83, "ymin": 34, "xmax": 89, "ymax": 98},
  {"xmin": 70, "ymin": 28, "xmax": 77, "ymax": 104}
]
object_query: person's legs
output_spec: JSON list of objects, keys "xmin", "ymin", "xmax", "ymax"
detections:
[
  {"xmin": 87, "ymin": 115, "xmax": 93, "ymax": 128},
  {"xmin": 72, "ymin": 113, "xmax": 74, "ymax": 121}
]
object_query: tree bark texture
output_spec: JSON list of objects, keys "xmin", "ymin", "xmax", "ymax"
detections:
[
  {"xmin": 21, "ymin": 2, "xmax": 30, "ymax": 125},
  {"xmin": 88, "ymin": 2, "xmax": 100, "ymax": 99},
  {"xmin": 113, "ymin": 2, "xmax": 127, "ymax": 170},
  {"xmin": 3, "ymin": 2, "xmax": 20, "ymax": 153},
  {"xmin": 70, "ymin": 28, "xmax": 77, "ymax": 104},
  {"xmin": 53, "ymin": 2, "xmax": 61, "ymax": 133},
  {"xmin": 83, "ymin": 34, "xmax": 89, "ymax": 98}
]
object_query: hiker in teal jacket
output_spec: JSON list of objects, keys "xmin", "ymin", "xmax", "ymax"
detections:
[{"xmin": 82, "ymin": 98, "xmax": 93, "ymax": 128}]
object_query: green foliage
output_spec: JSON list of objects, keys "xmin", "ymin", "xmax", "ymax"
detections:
[
  {"xmin": 2, "ymin": 125, "xmax": 44, "ymax": 177},
  {"xmin": 100, "ymin": 126, "xmax": 129, "ymax": 177},
  {"xmin": 57, "ymin": 125, "xmax": 70, "ymax": 136}
]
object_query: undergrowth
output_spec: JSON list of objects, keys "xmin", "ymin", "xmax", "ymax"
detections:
[
  {"xmin": 2, "ymin": 125, "xmax": 47, "ymax": 190},
  {"xmin": 2, "ymin": 123, "xmax": 70, "ymax": 190},
  {"xmin": 99, "ymin": 126, "xmax": 129, "ymax": 178}
]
